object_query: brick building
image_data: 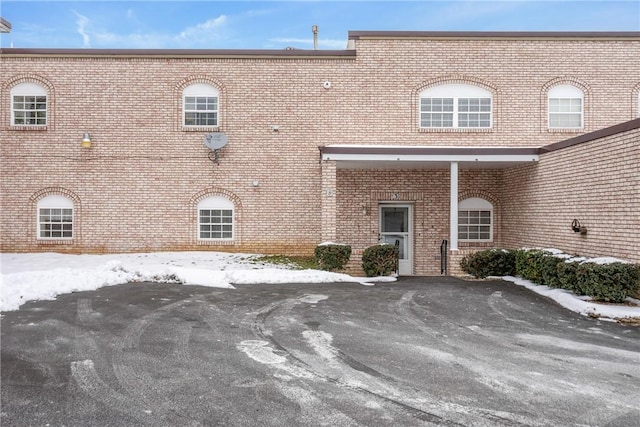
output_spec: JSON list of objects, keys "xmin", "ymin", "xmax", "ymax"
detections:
[{"xmin": 1, "ymin": 31, "xmax": 639, "ymax": 275}]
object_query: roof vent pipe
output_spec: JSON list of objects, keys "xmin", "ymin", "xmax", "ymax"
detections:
[{"xmin": 312, "ymin": 25, "xmax": 318, "ymax": 50}]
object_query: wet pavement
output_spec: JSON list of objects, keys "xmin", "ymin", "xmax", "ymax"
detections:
[{"xmin": 2, "ymin": 277, "xmax": 639, "ymax": 426}]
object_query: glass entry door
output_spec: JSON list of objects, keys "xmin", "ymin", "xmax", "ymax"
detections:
[{"xmin": 379, "ymin": 205, "xmax": 412, "ymax": 275}]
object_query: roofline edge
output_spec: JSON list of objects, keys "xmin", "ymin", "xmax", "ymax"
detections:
[
  {"xmin": 348, "ymin": 30, "xmax": 640, "ymax": 40},
  {"xmin": 540, "ymin": 118, "xmax": 640, "ymax": 154},
  {"xmin": 0, "ymin": 48, "xmax": 356, "ymax": 59}
]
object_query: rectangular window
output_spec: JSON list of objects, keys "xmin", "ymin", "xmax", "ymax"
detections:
[
  {"xmin": 458, "ymin": 210, "xmax": 492, "ymax": 241},
  {"xmin": 549, "ymin": 98, "xmax": 582, "ymax": 128},
  {"xmin": 184, "ymin": 96, "xmax": 218, "ymax": 126},
  {"xmin": 420, "ymin": 98, "xmax": 454, "ymax": 128},
  {"xmin": 420, "ymin": 97, "xmax": 491, "ymax": 129},
  {"xmin": 39, "ymin": 208, "xmax": 73, "ymax": 239},
  {"xmin": 13, "ymin": 95, "xmax": 47, "ymax": 125},
  {"xmin": 458, "ymin": 98, "xmax": 491, "ymax": 128},
  {"xmin": 199, "ymin": 209, "xmax": 233, "ymax": 239}
]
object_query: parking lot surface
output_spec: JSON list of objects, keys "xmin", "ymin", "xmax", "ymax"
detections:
[{"xmin": 2, "ymin": 277, "xmax": 639, "ymax": 426}]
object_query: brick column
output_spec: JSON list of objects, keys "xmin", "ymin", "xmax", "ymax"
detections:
[{"xmin": 321, "ymin": 160, "xmax": 337, "ymax": 242}]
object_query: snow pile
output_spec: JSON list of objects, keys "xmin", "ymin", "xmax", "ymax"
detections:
[
  {"xmin": 0, "ymin": 252, "xmax": 395, "ymax": 312},
  {"xmin": 522, "ymin": 247, "xmax": 631, "ymax": 265},
  {"xmin": 502, "ymin": 276, "xmax": 640, "ymax": 322}
]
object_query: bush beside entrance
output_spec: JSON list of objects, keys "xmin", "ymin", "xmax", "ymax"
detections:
[{"xmin": 362, "ymin": 244, "xmax": 399, "ymax": 277}]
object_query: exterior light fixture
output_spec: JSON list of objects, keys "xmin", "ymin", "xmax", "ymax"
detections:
[
  {"xmin": 571, "ymin": 219, "xmax": 587, "ymax": 235},
  {"xmin": 81, "ymin": 132, "xmax": 92, "ymax": 148},
  {"xmin": 252, "ymin": 180, "xmax": 260, "ymax": 187}
]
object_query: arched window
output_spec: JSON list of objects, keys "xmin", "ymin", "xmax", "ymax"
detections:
[
  {"xmin": 183, "ymin": 83, "xmax": 219, "ymax": 127},
  {"xmin": 420, "ymin": 84, "xmax": 492, "ymax": 129},
  {"xmin": 37, "ymin": 195, "xmax": 74, "ymax": 239},
  {"xmin": 548, "ymin": 85, "xmax": 583, "ymax": 129},
  {"xmin": 458, "ymin": 197, "xmax": 493, "ymax": 242},
  {"xmin": 11, "ymin": 82, "xmax": 48, "ymax": 126},
  {"xmin": 197, "ymin": 196, "xmax": 234, "ymax": 240}
]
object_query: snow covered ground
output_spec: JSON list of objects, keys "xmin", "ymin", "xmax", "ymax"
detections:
[
  {"xmin": 1, "ymin": 251, "xmax": 639, "ymax": 321},
  {"xmin": 0, "ymin": 251, "xmax": 394, "ymax": 312}
]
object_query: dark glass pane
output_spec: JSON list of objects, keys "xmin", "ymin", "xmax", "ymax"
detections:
[{"xmin": 382, "ymin": 208, "xmax": 407, "ymax": 232}]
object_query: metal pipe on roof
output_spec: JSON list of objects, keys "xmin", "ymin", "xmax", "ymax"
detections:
[{"xmin": 312, "ymin": 25, "xmax": 318, "ymax": 50}]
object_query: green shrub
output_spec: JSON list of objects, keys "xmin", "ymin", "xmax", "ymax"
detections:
[
  {"xmin": 539, "ymin": 254, "xmax": 563, "ymax": 288},
  {"xmin": 314, "ymin": 243, "xmax": 352, "ymax": 271},
  {"xmin": 557, "ymin": 260, "xmax": 582, "ymax": 294},
  {"xmin": 515, "ymin": 249, "xmax": 551, "ymax": 283},
  {"xmin": 460, "ymin": 249, "xmax": 515, "ymax": 279},
  {"xmin": 574, "ymin": 262, "xmax": 640, "ymax": 303},
  {"xmin": 469, "ymin": 247, "xmax": 640, "ymax": 303},
  {"xmin": 362, "ymin": 244, "xmax": 399, "ymax": 277}
]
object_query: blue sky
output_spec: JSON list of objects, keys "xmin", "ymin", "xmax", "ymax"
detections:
[{"xmin": 1, "ymin": 1, "xmax": 639, "ymax": 49}]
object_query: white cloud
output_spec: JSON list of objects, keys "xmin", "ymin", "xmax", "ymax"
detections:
[
  {"xmin": 68, "ymin": 14, "xmax": 230, "ymax": 49},
  {"xmin": 176, "ymin": 15, "xmax": 227, "ymax": 44},
  {"xmin": 93, "ymin": 31, "xmax": 172, "ymax": 49},
  {"xmin": 72, "ymin": 10, "xmax": 91, "ymax": 47}
]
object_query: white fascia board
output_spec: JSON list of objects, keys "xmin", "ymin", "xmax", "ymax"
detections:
[
  {"xmin": 323, "ymin": 144, "xmax": 538, "ymax": 150},
  {"xmin": 322, "ymin": 153, "xmax": 539, "ymax": 163}
]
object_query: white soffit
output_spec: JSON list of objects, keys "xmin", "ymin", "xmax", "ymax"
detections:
[{"xmin": 321, "ymin": 145, "xmax": 539, "ymax": 169}]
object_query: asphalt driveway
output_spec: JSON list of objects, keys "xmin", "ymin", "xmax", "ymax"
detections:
[{"xmin": 2, "ymin": 277, "xmax": 639, "ymax": 427}]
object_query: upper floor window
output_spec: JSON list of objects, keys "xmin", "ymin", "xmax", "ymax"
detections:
[
  {"xmin": 548, "ymin": 85, "xmax": 583, "ymax": 129},
  {"xmin": 458, "ymin": 197, "xmax": 493, "ymax": 242},
  {"xmin": 420, "ymin": 84, "xmax": 492, "ymax": 129},
  {"xmin": 11, "ymin": 82, "xmax": 47, "ymax": 126},
  {"xmin": 197, "ymin": 196, "xmax": 233, "ymax": 240},
  {"xmin": 37, "ymin": 195, "xmax": 73, "ymax": 239},
  {"xmin": 183, "ymin": 83, "xmax": 219, "ymax": 127}
]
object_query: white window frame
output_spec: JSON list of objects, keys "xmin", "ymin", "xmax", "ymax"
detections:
[
  {"xmin": 11, "ymin": 83, "xmax": 47, "ymax": 126},
  {"xmin": 458, "ymin": 197, "xmax": 493, "ymax": 242},
  {"xmin": 37, "ymin": 195, "xmax": 73, "ymax": 240},
  {"xmin": 197, "ymin": 196, "xmax": 234, "ymax": 241},
  {"xmin": 420, "ymin": 84, "xmax": 492, "ymax": 129},
  {"xmin": 183, "ymin": 83, "xmax": 219, "ymax": 127},
  {"xmin": 548, "ymin": 85, "xmax": 583, "ymax": 129}
]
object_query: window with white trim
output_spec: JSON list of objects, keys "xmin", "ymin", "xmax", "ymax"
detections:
[
  {"xmin": 198, "ymin": 196, "xmax": 233, "ymax": 240},
  {"xmin": 548, "ymin": 85, "xmax": 583, "ymax": 129},
  {"xmin": 420, "ymin": 84, "xmax": 492, "ymax": 129},
  {"xmin": 37, "ymin": 195, "xmax": 73, "ymax": 239},
  {"xmin": 183, "ymin": 83, "xmax": 219, "ymax": 127},
  {"xmin": 11, "ymin": 83, "xmax": 47, "ymax": 126},
  {"xmin": 458, "ymin": 197, "xmax": 493, "ymax": 242}
]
